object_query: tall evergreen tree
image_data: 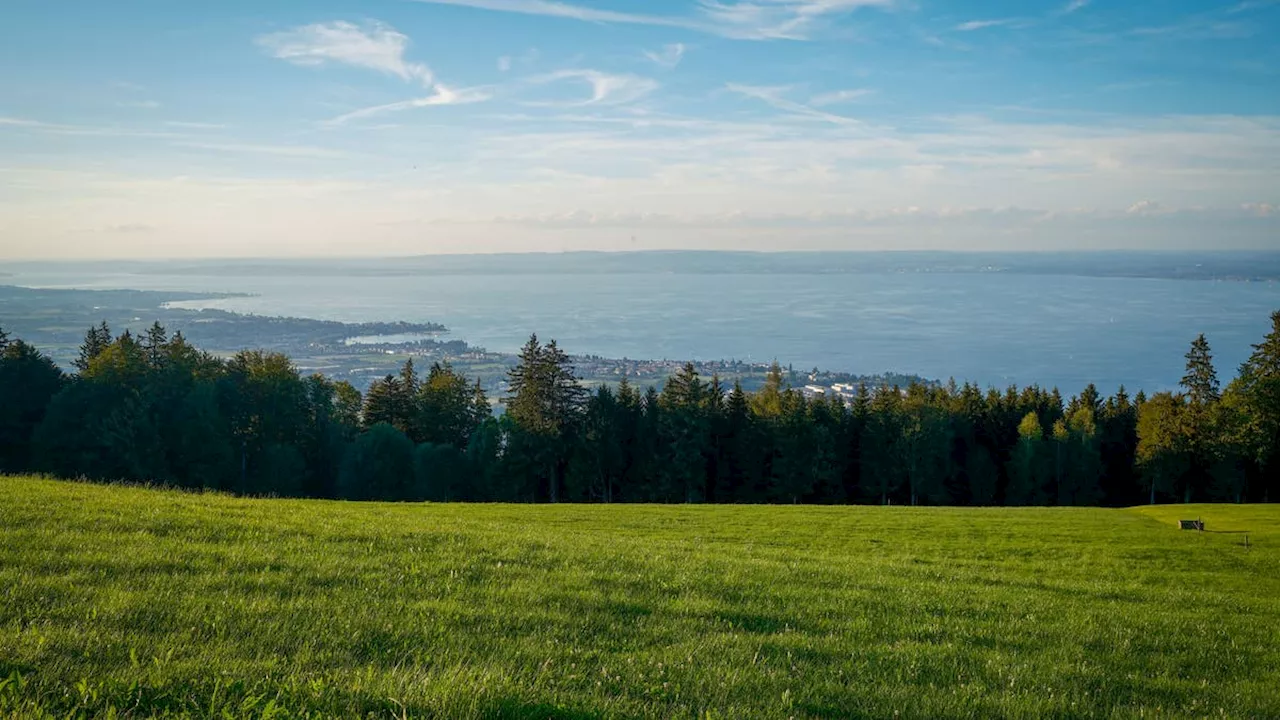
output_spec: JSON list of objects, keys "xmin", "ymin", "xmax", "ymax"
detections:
[
  {"xmin": 1224, "ymin": 312, "xmax": 1280, "ymax": 501},
  {"xmin": 505, "ymin": 335, "xmax": 586, "ymax": 501},
  {"xmin": 1182, "ymin": 334, "xmax": 1221, "ymax": 405},
  {"xmin": 142, "ymin": 321, "xmax": 169, "ymax": 370},
  {"xmin": 73, "ymin": 322, "xmax": 113, "ymax": 373}
]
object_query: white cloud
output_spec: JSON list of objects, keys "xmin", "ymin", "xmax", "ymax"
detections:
[
  {"xmin": 170, "ymin": 141, "xmax": 357, "ymax": 159},
  {"xmin": 327, "ymin": 85, "xmax": 493, "ymax": 125},
  {"xmin": 644, "ymin": 43, "xmax": 686, "ymax": 69},
  {"xmin": 257, "ymin": 21, "xmax": 432, "ymax": 84},
  {"xmin": 0, "ymin": 117, "xmax": 183, "ymax": 139},
  {"xmin": 1062, "ymin": 0, "xmax": 1089, "ymax": 13},
  {"xmin": 954, "ymin": 18, "xmax": 1020, "ymax": 32},
  {"xmin": 164, "ymin": 121, "xmax": 228, "ymax": 130},
  {"xmin": 261, "ymin": 21, "xmax": 495, "ymax": 124},
  {"xmin": 809, "ymin": 88, "xmax": 873, "ymax": 106},
  {"xmin": 727, "ymin": 83, "xmax": 860, "ymax": 125},
  {"xmin": 497, "ymin": 55, "xmax": 512, "ymax": 72},
  {"xmin": 1125, "ymin": 199, "xmax": 1163, "ymax": 215},
  {"xmin": 410, "ymin": 0, "xmax": 897, "ymax": 40},
  {"xmin": 530, "ymin": 70, "xmax": 659, "ymax": 106}
]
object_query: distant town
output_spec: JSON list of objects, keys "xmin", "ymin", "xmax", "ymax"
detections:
[{"xmin": 1, "ymin": 285, "xmax": 930, "ymax": 397}]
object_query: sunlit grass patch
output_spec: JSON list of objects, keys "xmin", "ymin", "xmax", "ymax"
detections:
[{"xmin": 2, "ymin": 475, "xmax": 1277, "ymax": 718}]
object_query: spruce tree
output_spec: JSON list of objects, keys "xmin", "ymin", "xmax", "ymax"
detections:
[
  {"xmin": 1225, "ymin": 311, "xmax": 1280, "ymax": 500},
  {"xmin": 73, "ymin": 322, "xmax": 113, "ymax": 373},
  {"xmin": 1181, "ymin": 334, "xmax": 1220, "ymax": 406},
  {"xmin": 142, "ymin": 322, "xmax": 168, "ymax": 370}
]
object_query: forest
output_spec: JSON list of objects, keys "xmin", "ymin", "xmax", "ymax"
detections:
[{"xmin": 1, "ymin": 313, "xmax": 1278, "ymax": 506}]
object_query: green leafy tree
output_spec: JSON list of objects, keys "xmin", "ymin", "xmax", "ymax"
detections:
[
  {"xmin": 1136, "ymin": 392, "xmax": 1189, "ymax": 504},
  {"xmin": 862, "ymin": 387, "xmax": 905, "ymax": 505},
  {"xmin": 414, "ymin": 442, "xmax": 470, "ymax": 501},
  {"xmin": 1006, "ymin": 411, "xmax": 1046, "ymax": 505},
  {"xmin": 0, "ymin": 337, "xmax": 65, "ymax": 472},
  {"xmin": 172, "ymin": 380, "xmax": 236, "ymax": 490},
  {"xmin": 1223, "ymin": 312, "xmax": 1280, "ymax": 501},
  {"xmin": 900, "ymin": 386, "xmax": 952, "ymax": 506},
  {"xmin": 416, "ymin": 362, "xmax": 487, "ymax": 448},
  {"xmin": 338, "ymin": 423, "xmax": 415, "ymax": 501},
  {"xmin": 1061, "ymin": 406, "xmax": 1102, "ymax": 505}
]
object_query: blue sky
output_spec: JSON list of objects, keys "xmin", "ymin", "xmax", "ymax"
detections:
[{"xmin": 1, "ymin": 0, "xmax": 1277, "ymax": 258}]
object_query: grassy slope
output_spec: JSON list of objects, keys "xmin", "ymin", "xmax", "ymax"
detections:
[{"xmin": 1, "ymin": 476, "xmax": 1278, "ymax": 719}]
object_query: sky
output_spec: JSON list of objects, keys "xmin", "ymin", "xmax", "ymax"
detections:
[{"xmin": 1, "ymin": 0, "xmax": 1278, "ymax": 258}]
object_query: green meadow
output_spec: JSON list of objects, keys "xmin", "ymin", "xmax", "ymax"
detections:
[{"xmin": 1, "ymin": 476, "xmax": 1278, "ymax": 719}]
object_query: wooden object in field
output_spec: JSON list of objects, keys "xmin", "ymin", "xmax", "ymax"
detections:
[{"xmin": 1179, "ymin": 519, "xmax": 1204, "ymax": 531}]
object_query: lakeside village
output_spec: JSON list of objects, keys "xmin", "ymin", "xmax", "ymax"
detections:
[{"xmin": 335, "ymin": 337, "xmax": 929, "ymax": 402}]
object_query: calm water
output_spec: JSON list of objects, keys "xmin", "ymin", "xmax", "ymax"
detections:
[{"xmin": 7, "ymin": 263, "xmax": 1279, "ymax": 394}]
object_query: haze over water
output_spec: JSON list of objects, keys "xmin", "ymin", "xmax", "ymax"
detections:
[{"xmin": 6, "ymin": 255, "xmax": 1278, "ymax": 395}]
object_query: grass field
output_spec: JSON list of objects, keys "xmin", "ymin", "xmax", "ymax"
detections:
[{"xmin": 2, "ymin": 476, "xmax": 1278, "ymax": 719}]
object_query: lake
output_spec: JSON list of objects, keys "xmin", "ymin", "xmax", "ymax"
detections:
[{"xmin": 5, "ymin": 257, "xmax": 1279, "ymax": 394}]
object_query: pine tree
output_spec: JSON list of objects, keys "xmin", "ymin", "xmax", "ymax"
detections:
[
  {"xmin": 142, "ymin": 322, "xmax": 168, "ymax": 370},
  {"xmin": 504, "ymin": 335, "xmax": 586, "ymax": 501},
  {"xmin": 73, "ymin": 322, "xmax": 113, "ymax": 373},
  {"xmin": 1225, "ymin": 311, "xmax": 1280, "ymax": 501},
  {"xmin": 1181, "ymin": 334, "xmax": 1220, "ymax": 406},
  {"xmin": 362, "ymin": 375, "xmax": 406, "ymax": 431}
]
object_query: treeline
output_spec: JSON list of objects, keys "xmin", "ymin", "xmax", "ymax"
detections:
[{"xmin": 1, "ymin": 315, "xmax": 1278, "ymax": 505}]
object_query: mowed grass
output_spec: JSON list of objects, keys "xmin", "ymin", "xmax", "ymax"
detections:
[{"xmin": 2, "ymin": 477, "xmax": 1278, "ymax": 719}]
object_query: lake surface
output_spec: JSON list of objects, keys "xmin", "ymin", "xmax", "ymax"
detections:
[{"xmin": 5, "ymin": 260, "xmax": 1279, "ymax": 394}]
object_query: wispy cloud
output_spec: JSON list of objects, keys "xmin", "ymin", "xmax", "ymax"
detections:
[
  {"xmin": 497, "ymin": 56, "xmax": 513, "ymax": 72},
  {"xmin": 1062, "ymin": 0, "xmax": 1089, "ymax": 14},
  {"xmin": 644, "ymin": 43, "xmax": 686, "ymax": 69},
  {"xmin": 1129, "ymin": 20, "xmax": 1255, "ymax": 40},
  {"xmin": 326, "ymin": 85, "xmax": 492, "ymax": 125},
  {"xmin": 1227, "ymin": 0, "xmax": 1280, "ymax": 13},
  {"xmin": 410, "ymin": 0, "xmax": 897, "ymax": 40},
  {"xmin": 529, "ymin": 70, "xmax": 659, "ymax": 106},
  {"xmin": 727, "ymin": 84, "xmax": 861, "ymax": 125},
  {"xmin": 164, "ymin": 121, "xmax": 228, "ymax": 130},
  {"xmin": 257, "ymin": 21, "xmax": 433, "ymax": 84},
  {"xmin": 117, "ymin": 100, "xmax": 161, "ymax": 110},
  {"xmin": 954, "ymin": 18, "xmax": 1020, "ymax": 32},
  {"xmin": 261, "ymin": 20, "xmax": 493, "ymax": 125},
  {"xmin": 0, "ymin": 116, "xmax": 183, "ymax": 138},
  {"xmin": 170, "ymin": 141, "xmax": 356, "ymax": 159},
  {"xmin": 810, "ymin": 88, "xmax": 873, "ymax": 106}
]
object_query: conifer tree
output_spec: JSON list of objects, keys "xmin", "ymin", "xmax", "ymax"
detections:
[
  {"xmin": 1225, "ymin": 311, "xmax": 1280, "ymax": 501},
  {"xmin": 142, "ymin": 321, "xmax": 168, "ymax": 370},
  {"xmin": 73, "ymin": 321, "xmax": 113, "ymax": 373},
  {"xmin": 1181, "ymin": 334, "xmax": 1220, "ymax": 405}
]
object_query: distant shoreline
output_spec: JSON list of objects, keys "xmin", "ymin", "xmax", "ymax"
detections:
[{"xmin": 5, "ymin": 250, "xmax": 1278, "ymax": 283}]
